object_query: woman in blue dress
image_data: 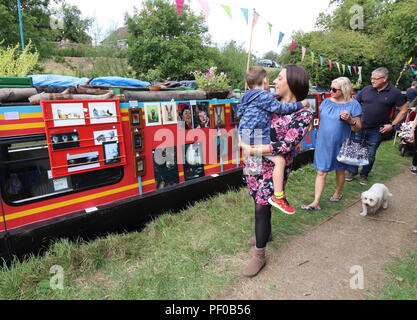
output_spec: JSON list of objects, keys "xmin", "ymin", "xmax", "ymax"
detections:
[{"xmin": 301, "ymin": 77, "xmax": 362, "ymax": 210}]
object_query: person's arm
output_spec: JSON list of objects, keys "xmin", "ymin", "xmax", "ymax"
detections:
[
  {"xmin": 340, "ymin": 104, "xmax": 362, "ymax": 132},
  {"xmin": 258, "ymin": 93, "xmax": 308, "ymax": 115},
  {"xmin": 380, "ymin": 101, "xmax": 409, "ymax": 134},
  {"xmin": 240, "ymin": 142, "xmax": 272, "ymax": 156}
]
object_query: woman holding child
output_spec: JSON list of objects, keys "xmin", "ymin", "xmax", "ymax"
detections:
[{"xmin": 239, "ymin": 65, "xmax": 313, "ymax": 277}]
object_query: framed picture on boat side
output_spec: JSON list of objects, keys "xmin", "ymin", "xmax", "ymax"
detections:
[
  {"xmin": 132, "ymin": 131, "xmax": 144, "ymax": 152},
  {"xmin": 129, "ymin": 108, "xmax": 143, "ymax": 129},
  {"xmin": 230, "ymin": 103, "xmax": 240, "ymax": 125},
  {"xmin": 212, "ymin": 104, "xmax": 226, "ymax": 128},
  {"xmin": 134, "ymin": 155, "xmax": 146, "ymax": 177}
]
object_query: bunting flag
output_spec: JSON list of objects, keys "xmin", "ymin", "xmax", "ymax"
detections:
[
  {"xmin": 277, "ymin": 32, "xmax": 284, "ymax": 47},
  {"xmin": 267, "ymin": 22, "xmax": 273, "ymax": 35},
  {"xmin": 253, "ymin": 10, "xmax": 260, "ymax": 27},
  {"xmin": 175, "ymin": 0, "xmax": 185, "ymax": 16},
  {"xmin": 411, "ymin": 67, "xmax": 417, "ymax": 77},
  {"xmin": 199, "ymin": 0, "xmax": 210, "ymax": 20},
  {"xmin": 358, "ymin": 66, "xmax": 363, "ymax": 83},
  {"xmin": 221, "ymin": 4, "xmax": 232, "ymax": 19},
  {"xmin": 240, "ymin": 8, "xmax": 249, "ymax": 25},
  {"xmin": 290, "ymin": 40, "xmax": 297, "ymax": 55},
  {"xmin": 408, "ymin": 57, "xmax": 413, "ymax": 65},
  {"xmin": 301, "ymin": 47, "xmax": 307, "ymax": 61},
  {"xmin": 169, "ymin": 3, "xmax": 366, "ymax": 76}
]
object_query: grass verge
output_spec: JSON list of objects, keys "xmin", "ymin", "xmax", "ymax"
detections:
[
  {"xmin": 368, "ymin": 252, "xmax": 417, "ymax": 300},
  {"xmin": 0, "ymin": 140, "xmax": 412, "ymax": 299}
]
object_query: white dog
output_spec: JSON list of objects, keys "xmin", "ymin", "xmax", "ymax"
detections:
[{"xmin": 360, "ymin": 183, "xmax": 392, "ymax": 216}]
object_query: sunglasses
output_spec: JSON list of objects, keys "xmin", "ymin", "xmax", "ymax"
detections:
[
  {"xmin": 330, "ymin": 87, "xmax": 341, "ymax": 93},
  {"xmin": 371, "ymin": 77, "xmax": 384, "ymax": 81}
]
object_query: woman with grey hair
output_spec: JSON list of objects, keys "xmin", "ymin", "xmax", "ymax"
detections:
[{"xmin": 301, "ymin": 77, "xmax": 362, "ymax": 211}]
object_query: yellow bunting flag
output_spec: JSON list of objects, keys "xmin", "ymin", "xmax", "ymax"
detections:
[{"xmin": 221, "ymin": 4, "xmax": 232, "ymax": 19}]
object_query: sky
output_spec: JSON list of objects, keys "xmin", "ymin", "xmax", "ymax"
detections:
[{"xmin": 63, "ymin": 0, "xmax": 333, "ymax": 57}]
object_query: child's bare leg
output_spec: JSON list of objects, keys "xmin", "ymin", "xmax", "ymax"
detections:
[{"xmin": 270, "ymin": 155, "xmax": 286, "ymax": 194}]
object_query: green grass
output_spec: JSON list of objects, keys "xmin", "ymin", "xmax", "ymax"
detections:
[
  {"xmin": 368, "ymin": 252, "xmax": 417, "ymax": 300},
  {"xmin": 0, "ymin": 140, "xmax": 412, "ymax": 299}
]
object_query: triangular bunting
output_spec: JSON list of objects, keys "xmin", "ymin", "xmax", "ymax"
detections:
[
  {"xmin": 290, "ymin": 40, "xmax": 297, "ymax": 55},
  {"xmin": 342, "ymin": 64, "xmax": 346, "ymax": 74},
  {"xmin": 328, "ymin": 59, "xmax": 333, "ymax": 71},
  {"xmin": 277, "ymin": 32, "xmax": 284, "ymax": 47},
  {"xmin": 353, "ymin": 66, "xmax": 357, "ymax": 74},
  {"xmin": 221, "ymin": 4, "xmax": 232, "ymax": 19},
  {"xmin": 199, "ymin": 0, "xmax": 210, "ymax": 20},
  {"xmin": 301, "ymin": 47, "xmax": 306, "ymax": 62},
  {"xmin": 267, "ymin": 22, "xmax": 273, "ymax": 35},
  {"xmin": 253, "ymin": 10, "xmax": 260, "ymax": 27},
  {"xmin": 348, "ymin": 65, "xmax": 352, "ymax": 75},
  {"xmin": 311, "ymin": 51, "xmax": 315, "ymax": 65},
  {"xmin": 175, "ymin": 0, "xmax": 185, "ymax": 16},
  {"xmin": 320, "ymin": 56, "xmax": 323, "ymax": 67},
  {"xmin": 240, "ymin": 8, "xmax": 249, "ymax": 25},
  {"xmin": 336, "ymin": 62, "xmax": 341, "ymax": 74}
]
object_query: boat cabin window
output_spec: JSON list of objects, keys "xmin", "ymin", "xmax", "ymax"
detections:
[{"xmin": 0, "ymin": 136, "xmax": 123, "ymax": 206}]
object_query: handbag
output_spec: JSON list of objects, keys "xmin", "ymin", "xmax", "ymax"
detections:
[{"xmin": 337, "ymin": 131, "xmax": 369, "ymax": 166}]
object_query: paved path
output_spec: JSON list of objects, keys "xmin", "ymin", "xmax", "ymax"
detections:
[{"xmin": 216, "ymin": 170, "xmax": 417, "ymax": 300}]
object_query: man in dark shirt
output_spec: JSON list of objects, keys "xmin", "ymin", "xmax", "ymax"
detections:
[
  {"xmin": 407, "ymin": 81, "xmax": 417, "ymax": 107},
  {"xmin": 346, "ymin": 67, "xmax": 408, "ymax": 185}
]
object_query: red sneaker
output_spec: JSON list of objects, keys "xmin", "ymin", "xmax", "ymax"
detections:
[{"xmin": 268, "ymin": 196, "xmax": 296, "ymax": 215}]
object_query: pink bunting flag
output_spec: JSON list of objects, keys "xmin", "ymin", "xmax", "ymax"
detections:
[
  {"xmin": 353, "ymin": 66, "xmax": 357, "ymax": 74},
  {"xmin": 253, "ymin": 10, "xmax": 260, "ymax": 27},
  {"xmin": 301, "ymin": 47, "xmax": 306, "ymax": 61},
  {"xmin": 336, "ymin": 62, "xmax": 341, "ymax": 73},
  {"xmin": 328, "ymin": 59, "xmax": 333, "ymax": 71},
  {"xmin": 358, "ymin": 66, "xmax": 362, "ymax": 74},
  {"xmin": 198, "ymin": 0, "xmax": 210, "ymax": 20},
  {"xmin": 290, "ymin": 40, "xmax": 297, "ymax": 55},
  {"xmin": 176, "ymin": 0, "xmax": 185, "ymax": 16}
]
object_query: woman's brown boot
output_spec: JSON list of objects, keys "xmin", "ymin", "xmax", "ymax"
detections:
[
  {"xmin": 247, "ymin": 234, "xmax": 272, "ymax": 246},
  {"xmin": 242, "ymin": 247, "xmax": 266, "ymax": 277}
]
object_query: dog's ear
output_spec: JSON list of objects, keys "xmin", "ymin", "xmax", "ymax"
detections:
[{"xmin": 361, "ymin": 192, "xmax": 365, "ymax": 199}]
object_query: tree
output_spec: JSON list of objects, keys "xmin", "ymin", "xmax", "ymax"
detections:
[
  {"xmin": 0, "ymin": 0, "xmax": 58, "ymax": 56},
  {"xmin": 278, "ymin": 29, "xmax": 379, "ymax": 89},
  {"xmin": 126, "ymin": 0, "xmax": 215, "ymax": 81},
  {"xmin": 263, "ymin": 51, "xmax": 279, "ymax": 63},
  {"xmin": 311, "ymin": 0, "xmax": 417, "ymax": 89},
  {"xmin": 52, "ymin": 1, "xmax": 92, "ymax": 44},
  {"xmin": 211, "ymin": 41, "xmax": 248, "ymax": 89},
  {"xmin": 316, "ymin": 0, "xmax": 390, "ymax": 35}
]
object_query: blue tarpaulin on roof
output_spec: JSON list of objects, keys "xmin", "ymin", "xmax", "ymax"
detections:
[
  {"xmin": 28, "ymin": 74, "xmax": 89, "ymax": 86},
  {"xmin": 89, "ymin": 77, "xmax": 150, "ymax": 87}
]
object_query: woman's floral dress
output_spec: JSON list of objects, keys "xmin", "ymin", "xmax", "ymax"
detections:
[{"xmin": 244, "ymin": 108, "xmax": 314, "ymax": 206}]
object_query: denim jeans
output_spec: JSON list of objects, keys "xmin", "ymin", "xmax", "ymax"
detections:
[{"xmin": 351, "ymin": 128, "xmax": 382, "ymax": 177}]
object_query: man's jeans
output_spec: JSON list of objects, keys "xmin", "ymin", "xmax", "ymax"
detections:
[{"xmin": 351, "ymin": 128, "xmax": 382, "ymax": 177}]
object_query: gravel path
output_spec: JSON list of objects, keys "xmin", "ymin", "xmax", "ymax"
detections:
[{"xmin": 216, "ymin": 170, "xmax": 417, "ymax": 300}]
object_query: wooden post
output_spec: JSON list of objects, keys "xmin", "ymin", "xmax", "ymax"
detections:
[
  {"xmin": 395, "ymin": 60, "xmax": 408, "ymax": 88},
  {"xmin": 245, "ymin": 9, "xmax": 256, "ymax": 91}
]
